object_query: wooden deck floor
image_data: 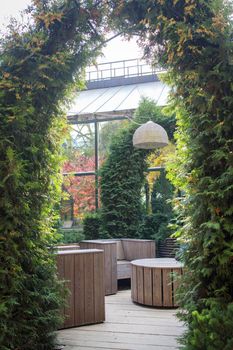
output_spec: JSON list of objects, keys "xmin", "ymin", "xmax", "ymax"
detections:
[{"xmin": 57, "ymin": 290, "xmax": 185, "ymax": 350}]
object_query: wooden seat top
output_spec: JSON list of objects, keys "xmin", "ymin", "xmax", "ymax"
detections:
[
  {"xmin": 131, "ymin": 258, "xmax": 183, "ymax": 268},
  {"xmin": 57, "ymin": 249, "xmax": 103, "ymax": 255}
]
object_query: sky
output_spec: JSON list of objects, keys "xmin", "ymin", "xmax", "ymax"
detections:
[{"xmin": 0, "ymin": 0, "xmax": 143, "ymax": 63}]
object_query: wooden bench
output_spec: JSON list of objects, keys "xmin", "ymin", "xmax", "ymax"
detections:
[
  {"xmin": 118, "ymin": 239, "xmax": 156, "ymax": 280},
  {"xmin": 79, "ymin": 239, "xmax": 156, "ymax": 295},
  {"xmin": 56, "ymin": 249, "xmax": 105, "ymax": 328}
]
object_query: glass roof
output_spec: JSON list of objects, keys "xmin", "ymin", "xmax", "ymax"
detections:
[{"xmin": 68, "ymin": 81, "xmax": 170, "ymax": 123}]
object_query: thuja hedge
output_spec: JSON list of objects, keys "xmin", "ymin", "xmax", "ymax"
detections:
[
  {"xmin": 100, "ymin": 99, "xmax": 175, "ymax": 238},
  {"xmin": 0, "ymin": 1, "xmax": 109, "ymax": 349},
  {"xmin": 110, "ymin": 0, "xmax": 233, "ymax": 348}
]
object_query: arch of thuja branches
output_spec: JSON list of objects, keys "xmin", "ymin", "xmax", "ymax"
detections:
[
  {"xmin": 100, "ymin": 99, "xmax": 175, "ymax": 239},
  {"xmin": 109, "ymin": 0, "xmax": 233, "ymax": 348},
  {"xmin": 1, "ymin": 0, "xmax": 232, "ymax": 349}
]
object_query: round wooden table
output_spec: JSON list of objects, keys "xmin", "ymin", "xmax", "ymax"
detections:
[{"xmin": 131, "ymin": 258, "xmax": 183, "ymax": 308}]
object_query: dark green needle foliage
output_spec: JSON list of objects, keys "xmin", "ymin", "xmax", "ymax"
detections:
[
  {"xmin": 100, "ymin": 99, "xmax": 175, "ymax": 239},
  {"xmin": 0, "ymin": 1, "xmax": 110, "ymax": 349},
  {"xmin": 110, "ymin": 0, "xmax": 233, "ymax": 348}
]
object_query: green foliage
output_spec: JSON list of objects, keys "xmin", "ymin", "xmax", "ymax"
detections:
[
  {"xmin": 139, "ymin": 170, "xmax": 175, "ymax": 242},
  {"xmin": 151, "ymin": 169, "xmax": 173, "ymax": 216},
  {"xmin": 83, "ymin": 212, "xmax": 102, "ymax": 240},
  {"xmin": 100, "ymin": 99, "xmax": 175, "ymax": 238},
  {"xmin": 138, "ymin": 212, "xmax": 170, "ymax": 241},
  {"xmin": 57, "ymin": 228, "xmax": 84, "ymax": 243},
  {"xmin": 100, "ymin": 124, "xmax": 147, "ymax": 238},
  {"xmin": 0, "ymin": 1, "xmax": 110, "ymax": 349},
  {"xmin": 110, "ymin": 0, "xmax": 233, "ymax": 348}
]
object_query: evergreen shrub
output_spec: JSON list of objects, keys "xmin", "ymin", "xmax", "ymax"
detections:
[
  {"xmin": 150, "ymin": 169, "xmax": 174, "ymax": 242},
  {"xmin": 100, "ymin": 99, "xmax": 175, "ymax": 238},
  {"xmin": 58, "ymin": 228, "xmax": 84, "ymax": 243},
  {"xmin": 110, "ymin": 0, "xmax": 233, "ymax": 347},
  {"xmin": 0, "ymin": 1, "xmax": 110, "ymax": 348},
  {"xmin": 83, "ymin": 212, "xmax": 102, "ymax": 240}
]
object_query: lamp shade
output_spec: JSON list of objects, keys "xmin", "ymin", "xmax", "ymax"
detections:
[{"xmin": 133, "ymin": 121, "xmax": 169, "ymax": 149}]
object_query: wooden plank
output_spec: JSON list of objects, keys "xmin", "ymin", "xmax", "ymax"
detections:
[
  {"xmin": 58, "ymin": 289, "xmax": 184, "ymax": 350},
  {"xmin": 136, "ymin": 266, "xmax": 144, "ymax": 304},
  {"xmin": 104, "ymin": 244, "xmax": 112, "ymax": 295},
  {"xmin": 135, "ymin": 241, "xmax": 141, "ymax": 260},
  {"xmin": 76, "ymin": 322, "xmax": 184, "ymax": 336},
  {"xmin": 105, "ymin": 315, "xmax": 184, "ymax": 327},
  {"xmin": 74, "ymin": 253, "xmax": 85, "ymax": 326},
  {"xmin": 64, "ymin": 253, "xmax": 75, "ymax": 328},
  {"xmin": 111, "ymin": 243, "xmax": 117, "ymax": 294},
  {"xmin": 143, "ymin": 267, "xmax": 153, "ymax": 306},
  {"xmin": 131, "ymin": 265, "xmax": 137, "ymax": 301},
  {"xmin": 56, "ymin": 254, "xmax": 65, "ymax": 322},
  {"xmin": 163, "ymin": 269, "xmax": 173, "ymax": 307},
  {"xmin": 84, "ymin": 253, "xmax": 95, "ymax": 324},
  {"xmin": 58, "ymin": 329, "xmax": 179, "ymax": 347},
  {"xmin": 150, "ymin": 241, "xmax": 156, "ymax": 257},
  {"xmin": 152, "ymin": 268, "xmax": 162, "ymax": 306},
  {"xmin": 117, "ymin": 260, "xmax": 131, "ymax": 279},
  {"xmin": 121, "ymin": 240, "xmax": 129, "ymax": 260},
  {"xmin": 58, "ymin": 344, "xmax": 178, "ymax": 350},
  {"xmin": 80, "ymin": 241, "xmax": 117, "ymax": 295},
  {"xmin": 116, "ymin": 240, "xmax": 125, "ymax": 260},
  {"xmin": 172, "ymin": 268, "xmax": 182, "ymax": 307},
  {"xmin": 94, "ymin": 252, "xmax": 105, "ymax": 323}
]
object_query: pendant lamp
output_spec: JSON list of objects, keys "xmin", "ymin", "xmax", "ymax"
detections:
[{"xmin": 133, "ymin": 121, "xmax": 169, "ymax": 149}]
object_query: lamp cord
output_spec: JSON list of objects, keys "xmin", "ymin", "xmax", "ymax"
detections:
[{"xmin": 125, "ymin": 84, "xmax": 166, "ymax": 125}]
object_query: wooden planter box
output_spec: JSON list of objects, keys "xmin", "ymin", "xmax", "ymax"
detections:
[
  {"xmin": 79, "ymin": 241, "xmax": 117, "ymax": 295},
  {"xmin": 79, "ymin": 239, "xmax": 156, "ymax": 295},
  {"xmin": 57, "ymin": 249, "xmax": 105, "ymax": 329}
]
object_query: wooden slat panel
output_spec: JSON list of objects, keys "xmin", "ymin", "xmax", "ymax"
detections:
[
  {"xmin": 117, "ymin": 261, "xmax": 132, "ymax": 279},
  {"xmin": 122, "ymin": 240, "xmax": 129, "ymax": 260},
  {"xmin": 137, "ymin": 266, "xmax": 144, "ymax": 304},
  {"xmin": 135, "ymin": 242, "xmax": 141, "ymax": 260},
  {"xmin": 94, "ymin": 252, "xmax": 105, "ymax": 322},
  {"xmin": 122, "ymin": 239, "xmax": 155, "ymax": 261},
  {"xmin": 84, "ymin": 253, "xmax": 95, "ymax": 324},
  {"xmin": 131, "ymin": 265, "xmax": 137, "ymax": 301},
  {"xmin": 56, "ymin": 255, "xmax": 65, "ymax": 321},
  {"xmin": 80, "ymin": 241, "xmax": 117, "ymax": 295},
  {"xmin": 104, "ymin": 244, "xmax": 112, "ymax": 295},
  {"xmin": 57, "ymin": 249, "xmax": 105, "ymax": 328},
  {"xmin": 150, "ymin": 242, "xmax": 156, "ymax": 258},
  {"xmin": 172, "ymin": 268, "xmax": 182, "ymax": 307},
  {"xmin": 143, "ymin": 267, "xmax": 152, "ymax": 305},
  {"xmin": 64, "ymin": 254, "xmax": 75, "ymax": 328},
  {"xmin": 152, "ymin": 268, "xmax": 162, "ymax": 306},
  {"xmin": 74, "ymin": 253, "xmax": 85, "ymax": 326},
  {"xmin": 163, "ymin": 269, "xmax": 173, "ymax": 307},
  {"xmin": 111, "ymin": 243, "xmax": 117, "ymax": 293}
]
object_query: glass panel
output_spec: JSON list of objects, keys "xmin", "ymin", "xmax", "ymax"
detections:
[
  {"xmin": 63, "ymin": 123, "xmax": 95, "ymax": 173},
  {"xmin": 98, "ymin": 119, "xmax": 129, "ymax": 162},
  {"xmin": 61, "ymin": 175, "xmax": 96, "ymax": 220}
]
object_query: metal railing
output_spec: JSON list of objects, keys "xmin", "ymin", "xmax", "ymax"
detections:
[{"xmin": 86, "ymin": 58, "xmax": 163, "ymax": 82}]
